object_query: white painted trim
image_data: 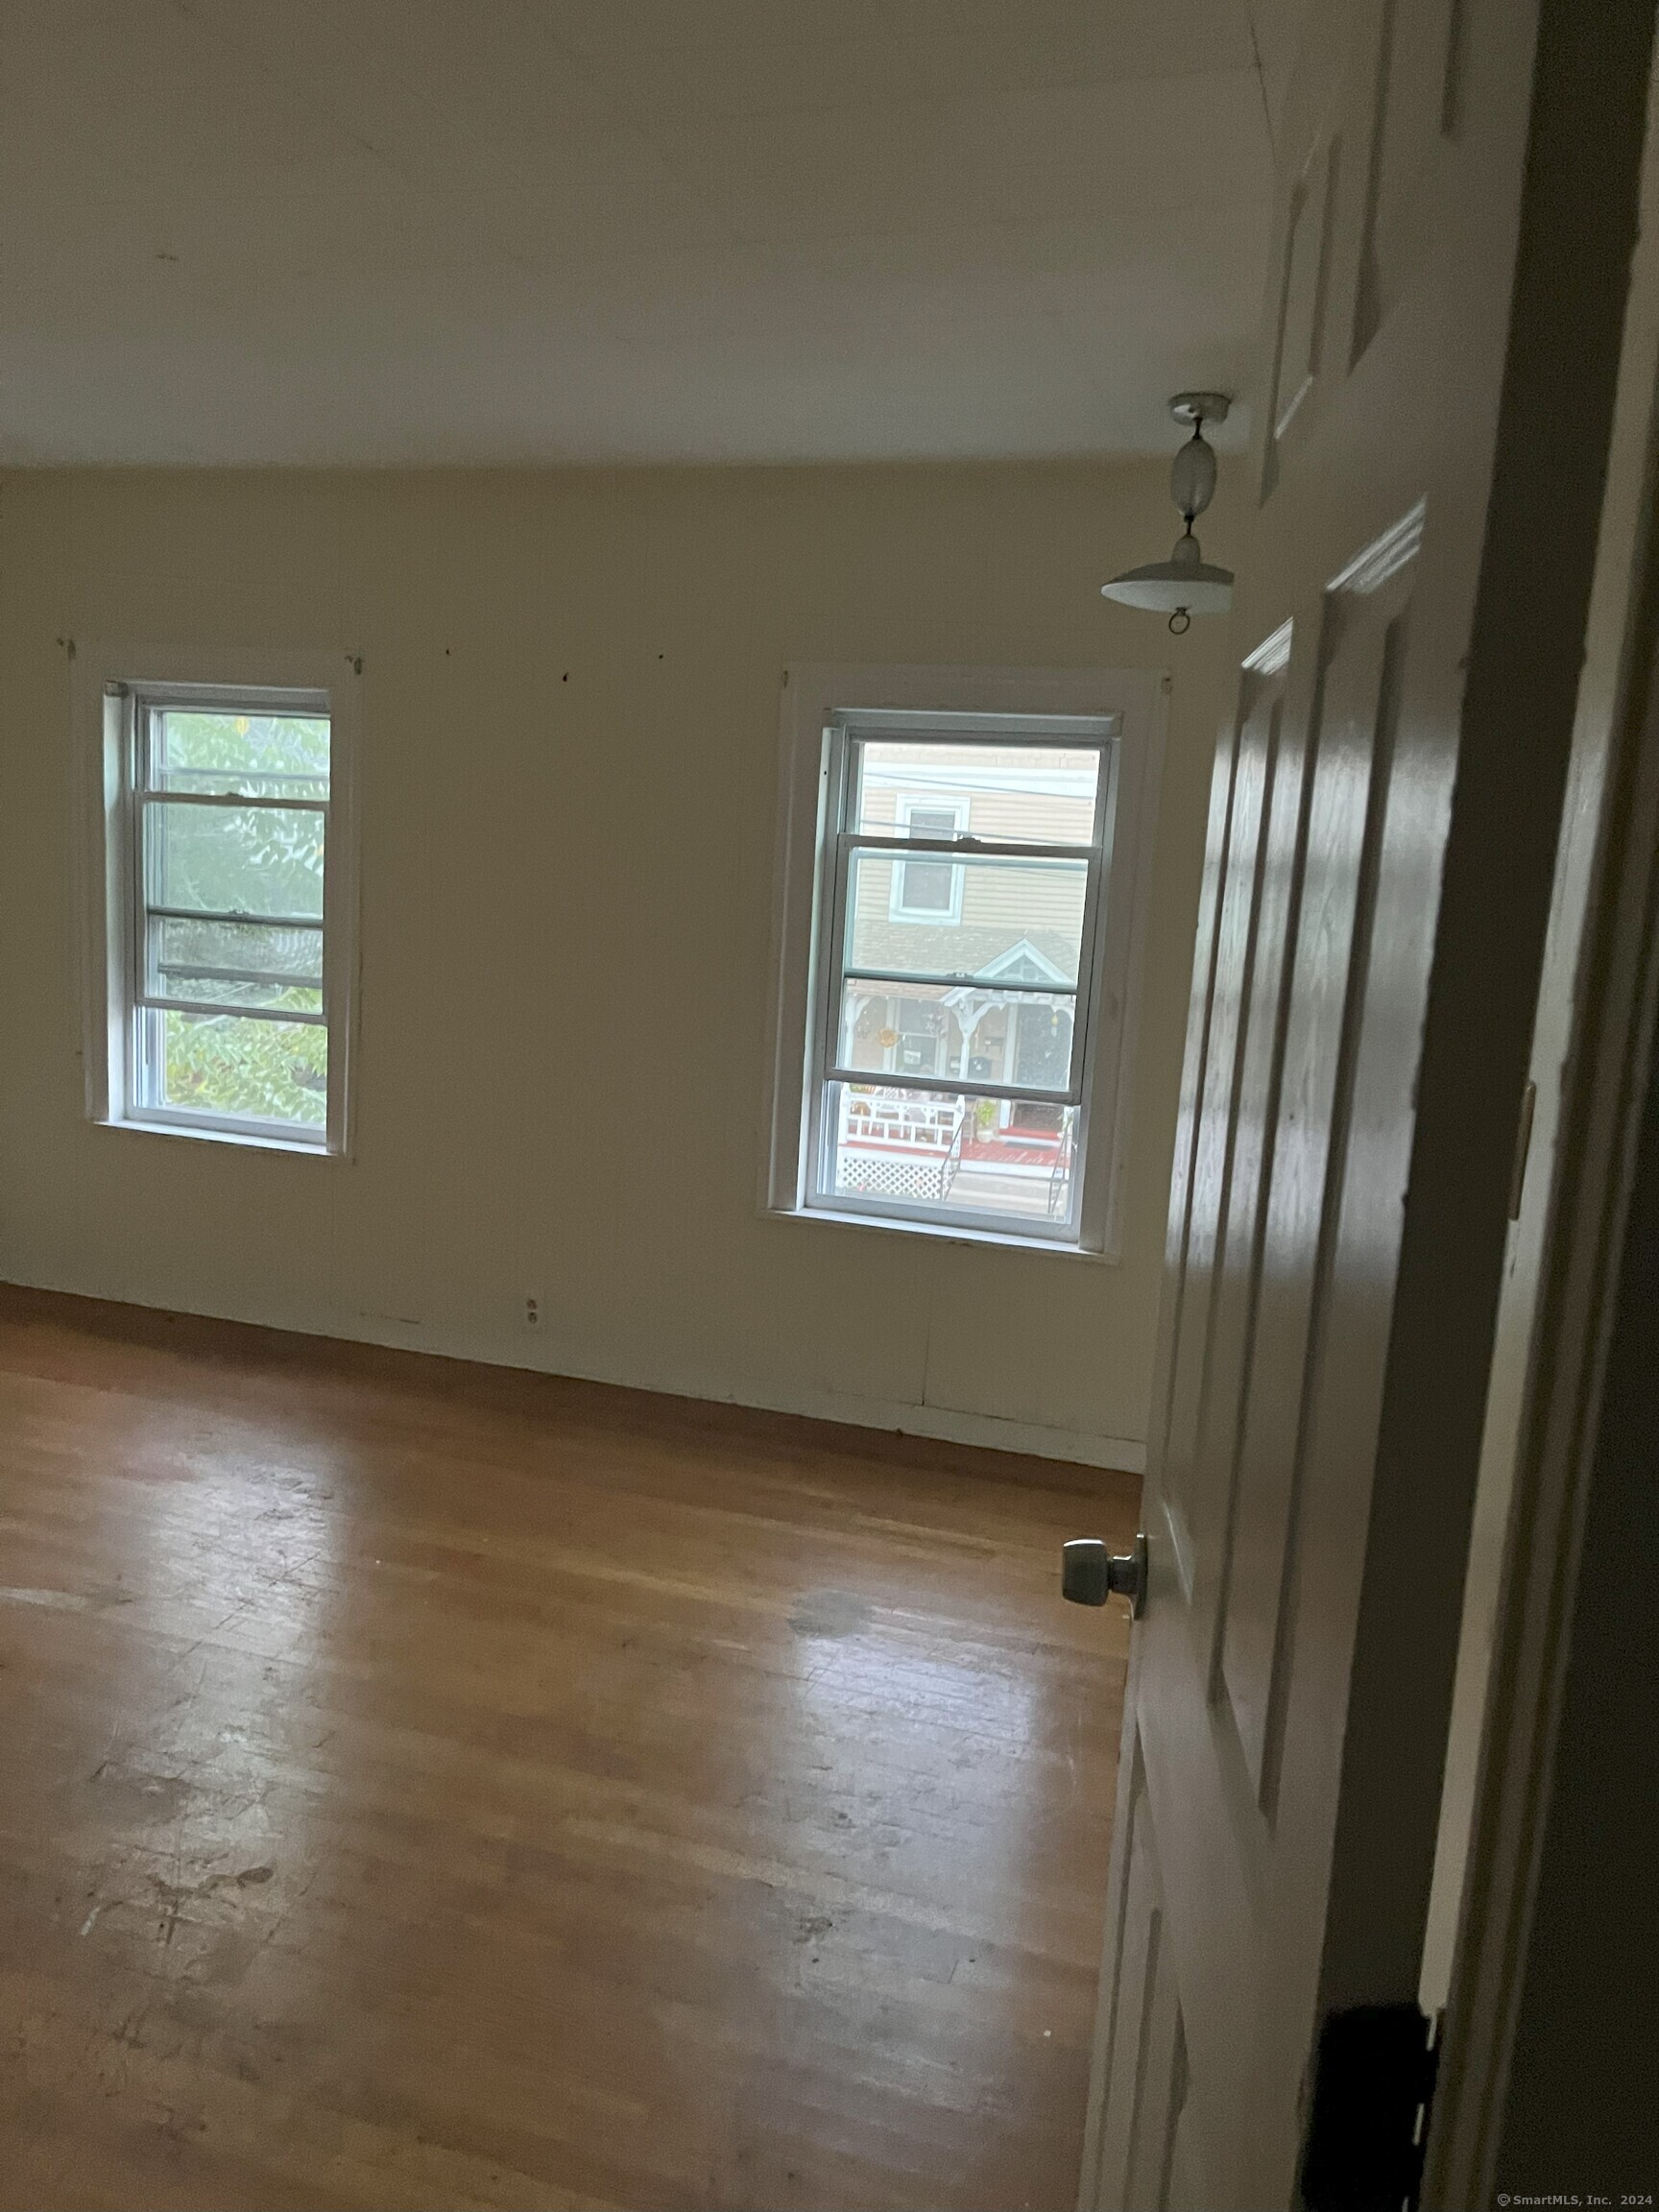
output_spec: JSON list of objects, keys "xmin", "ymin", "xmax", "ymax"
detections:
[
  {"xmin": 761, "ymin": 661, "xmax": 1166, "ymax": 1261},
  {"xmin": 73, "ymin": 640, "xmax": 362, "ymax": 1159},
  {"xmin": 1426, "ymin": 32, "xmax": 1659, "ymax": 2192},
  {"xmin": 1243, "ymin": 616, "xmax": 1295, "ymax": 675},
  {"xmin": 88, "ymin": 1114, "xmax": 348, "ymax": 1159},
  {"xmin": 765, "ymin": 1190, "xmax": 1116, "ymax": 1261},
  {"xmin": 1327, "ymin": 495, "xmax": 1428, "ymax": 596},
  {"xmin": 756, "ymin": 1387, "xmax": 1146, "ymax": 1473}
]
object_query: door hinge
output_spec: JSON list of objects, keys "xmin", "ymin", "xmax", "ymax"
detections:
[{"xmin": 1298, "ymin": 2002, "xmax": 1441, "ymax": 2212}]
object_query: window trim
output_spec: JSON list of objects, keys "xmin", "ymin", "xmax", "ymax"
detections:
[
  {"xmin": 78, "ymin": 643, "xmax": 361, "ymax": 1158},
  {"xmin": 762, "ymin": 663, "xmax": 1166, "ymax": 1259},
  {"xmin": 811, "ymin": 716, "xmax": 1109, "ymax": 1247}
]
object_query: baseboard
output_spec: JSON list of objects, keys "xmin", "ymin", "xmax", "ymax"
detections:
[
  {"xmin": 728, "ymin": 1382, "xmax": 1146, "ymax": 1473},
  {"xmin": 0, "ymin": 1267, "xmax": 1147, "ymax": 1477}
]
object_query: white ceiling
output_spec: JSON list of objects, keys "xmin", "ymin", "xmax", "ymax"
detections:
[{"xmin": 0, "ymin": 0, "xmax": 1303, "ymax": 466}]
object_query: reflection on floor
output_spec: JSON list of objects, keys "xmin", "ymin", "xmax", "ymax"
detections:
[{"xmin": 0, "ymin": 1287, "xmax": 1136, "ymax": 2212}]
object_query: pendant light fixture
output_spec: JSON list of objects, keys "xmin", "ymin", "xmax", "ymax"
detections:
[{"xmin": 1101, "ymin": 392, "xmax": 1235, "ymax": 634}]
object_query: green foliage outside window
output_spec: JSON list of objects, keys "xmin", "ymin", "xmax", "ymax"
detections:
[
  {"xmin": 162, "ymin": 1012, "xmax": 326, "ymax": 1128},
  {"xmin": 149, "ymin": 712, "xmax": 330, "ymax": 1129}
]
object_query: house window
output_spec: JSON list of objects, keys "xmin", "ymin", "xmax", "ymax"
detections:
[
  {"xmin": 765, "ymin": 666, "xmax": 1164, "ymax": 1254},
  {"xmin": 84, "ymin": 659, "xmax": 356, "ymax": 1153},
  {"xmin": 890, "ymin": 799, "xmax": 967, "ymax": 922}
]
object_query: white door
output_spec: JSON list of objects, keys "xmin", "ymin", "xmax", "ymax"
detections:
[{"xmin": 1075, "ymin": 1, "xmax": 1647, "ymax": 2205}]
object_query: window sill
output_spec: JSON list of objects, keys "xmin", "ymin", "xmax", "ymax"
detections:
[
  {"xmin": 95, "ymin": 1115, "xmax": 342, "ymax": 1159},
  {"xmin": 765, "ymin": 1203, "xmax": 1114, "ymax": 1262}
]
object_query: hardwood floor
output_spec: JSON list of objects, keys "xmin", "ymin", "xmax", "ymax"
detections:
[{"xmin": 0, "ymin": 1287, "xmax": 1137, "ymax": 2212}]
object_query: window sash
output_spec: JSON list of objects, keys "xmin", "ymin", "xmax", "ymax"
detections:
[
  {"xmin": 822, "ymin": 1067, "xmax": 1073, "ymax": 1106},
  {"xmin": 138, "ymin": 788, "xmax": 326, "ymax": 813},
  {"xmin": 125, "ymin": 1006, "xmax": 329, "ymax": 1146},
  {"xmin": 813, "ymin": 1081, "xmax": 1081, "ymax": 1242},
  {"xmin": 142, "ymin": 903, "xmax": 326, "ymax": 931},
  {"xmin": 135, "ymin": 997, "xmax": 328, "ymax": 1027},
  {"xmin": 127, "ymin": 691, "xmax": 333, "ymax": 1132},
  {"xmin": 153, "ymin": 960, "xmax": 322, "ymax": 993},
  {"xmin": 839, "ymin": 965, "xmax": 1080, "ymax": 998},
  {"xmin": 835, "ymin": 706, "xmax": 1121, "ymax": 745},
  {"xmin": 122, "ymin": 1093, "xmax": 328, "ymax": 1151},
  {"xmin": 805, "ymin": 722, "xmax": 1111, "ymax": 1230},
  {"xmin": 839, "ymin": 830, "xmax": 1094, "ymax": 860}
]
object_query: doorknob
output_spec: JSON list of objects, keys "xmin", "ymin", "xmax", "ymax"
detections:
[{"xmin": 1062, "ymin": 1532, "xmax": 1148, "ymax": 1618}]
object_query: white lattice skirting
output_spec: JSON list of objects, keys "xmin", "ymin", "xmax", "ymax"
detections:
[{"xmin": 836, "ymin": 1153, "xmax": 946, "ymax": 1202}]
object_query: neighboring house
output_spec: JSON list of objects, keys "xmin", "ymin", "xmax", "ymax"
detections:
[{"xmin": 836, "ymin": 745, "xmax": 1096, "ymax": 1214}]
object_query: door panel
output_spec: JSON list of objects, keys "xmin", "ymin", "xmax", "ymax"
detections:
[
  {"xmin": 1089, "ymin": 1742, "xmax": 1193, "ymax": 2212},
  {"xmin": 1162, "ymin": 660, "xmax": 1286, "ymax": 1598},
  {"xmin": 1221, "ymin": 541, "xmax": 1417, "ymax": 1803},
  {"xmin": 1185, "ymin": 631, "xmax": 1303, "ymax": 1684},
  {"xmin": 1074, "ymin": 0, "xmax": 1628, "ymax": 2200},
  {"xmin": 1179, "ymin": 639, "xmax": 1296, "ymax": 1681},
  {"xmin": 1149, "ymin": 697, "xmax": 1245, "ymax": 1573}
]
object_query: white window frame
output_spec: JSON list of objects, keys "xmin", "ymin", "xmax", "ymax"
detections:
[
  {"xmin": 78, "ymin": 643, "xmax": 361, "ymax": 1156},
  {"xmin": 762, "ymin": 663, "xmax": 1166, "ymax": 1258},
  {"xmin": 889, "ymin": 796, "xmax": 968, "ymax": 923}
]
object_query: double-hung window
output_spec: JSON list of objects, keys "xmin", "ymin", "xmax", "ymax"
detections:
[
  {"xmin": 766, "ymin": 667, "xmax": 1162, "ymax": 1255},
  {"xmin": 87, "ymin": 663, "xmax": 355, "ymax": 1152}
]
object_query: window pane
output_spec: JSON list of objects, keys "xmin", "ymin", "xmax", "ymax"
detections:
[
  {"xmin": 834, "ymin": 981, "xmax": 1076, "ymax": 1093},
  {"xmin": 853, "ymin": 740, "xmax": 1099, "ymax": 846},
  {"xmin": 822, "ymin": 1082, "xmax": 1077, "ymax": 1229},
  {"xmin": 156, "ymin": 1011, "xmax": 326, "ymax": 1129},
  {"xmin": 148, "ymin": 802, "xmax": 325, "ymax": 920},
  {"xmin": 153, "ymin": 710, "xmax": 329, "ymax": 800},
  {"xmin": 846, "ymin": 850, "xmax": 1088, "ymax": 986},
  {"xmin": 150, "ymin": 916, "xmax": 323, "ymax": 1011}
]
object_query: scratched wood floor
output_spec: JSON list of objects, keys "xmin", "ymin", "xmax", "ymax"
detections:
[{"xmin": 0, "ymin": 1286, "xmax": 1136, "ymax": 2212}]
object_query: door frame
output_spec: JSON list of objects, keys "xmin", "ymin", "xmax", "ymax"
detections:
[{"xmin": 1427, "ymin": 26, "xmax": 1659, "ymax": 2191}]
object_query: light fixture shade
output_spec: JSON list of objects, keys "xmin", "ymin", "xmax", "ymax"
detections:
[
  {"xmin": 1101, "ymin": 529, "xmax": 1234, "ymax": 613},
  {"xmin": 1100, "ymin": 563, "xmax": 1235, "ymax": 613}
]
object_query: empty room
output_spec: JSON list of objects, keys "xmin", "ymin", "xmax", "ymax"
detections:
[{"xmin": 2, "ymin": 3, "xmax": 1654, "ymax": 2209}]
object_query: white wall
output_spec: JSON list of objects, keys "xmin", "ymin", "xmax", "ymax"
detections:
[{"xmin": 0, "ymin": 462, "xmax": 1238, "ymax": 1466}]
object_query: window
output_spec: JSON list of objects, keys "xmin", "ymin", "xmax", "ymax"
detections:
[
  {"xmin": 890, "ymin": 799, "xmax": 967, "ymax": 921},
  {"xmin": 84, "ymin": 656, "xmax": 357, "ymax": 1153},
  {"xmin": 765, "ymin": 665, "xmax": 1163, "ymax": 1254}
]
